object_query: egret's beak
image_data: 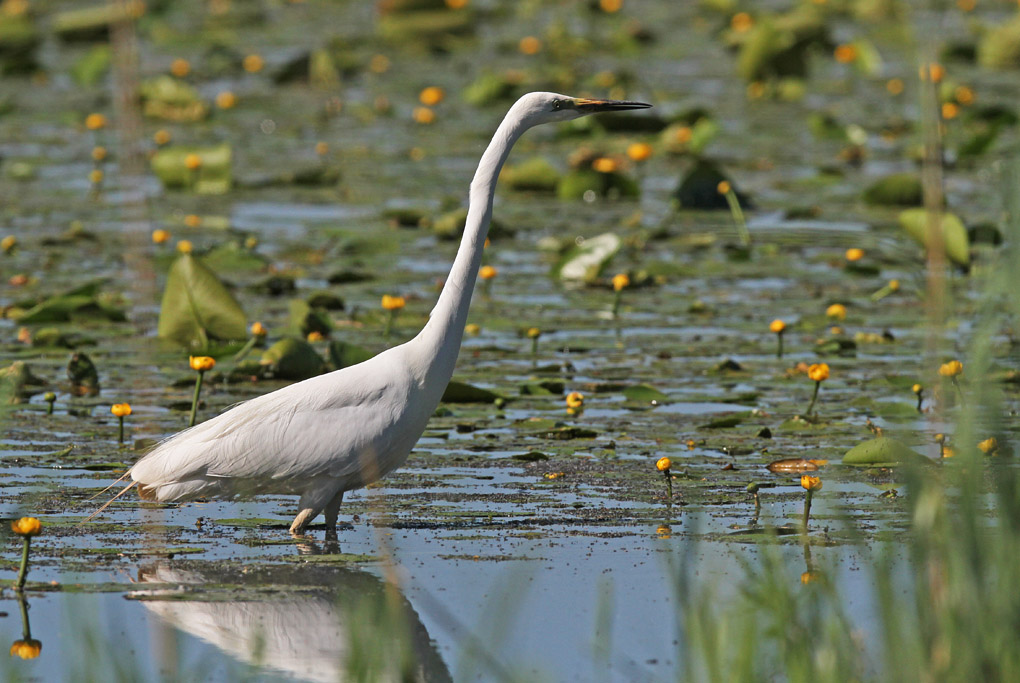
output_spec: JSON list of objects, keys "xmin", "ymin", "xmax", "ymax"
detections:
[{"xmin": 573, "ymin": 98, "xmax": 652, "ymax": 112}]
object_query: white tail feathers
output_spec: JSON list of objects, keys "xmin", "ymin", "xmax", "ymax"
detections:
[
  {"xmin": 87, "ymin": 469, "xmax": 133, "ymax": 501},
  {"xmin": 79, "ymin": 479, "xmax": 137, "ymax": 526}
]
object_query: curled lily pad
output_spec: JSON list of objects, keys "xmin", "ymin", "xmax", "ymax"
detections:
[
  {"xmin": 151, "ymin": 143, "xmax": 231, "ymax": 194},
  {"xmin": 842, "ymin": 436, "xmax": 929, "ymax": 467},
  {"xmin": 289, "ymin": 299, "xmax": 332, "ymax": 338},
  {"xmin": 978, "ymin": 14, "xmax": 1020, "ymax": 68},
  {"xmin": 157, "ymin": 254, "xmax": 248, "ymax": 353},
  {"xmin": 555, "ymin": 233, "xmax": 621, "ymax": 283},
  {"xmin": 432, "ymin": 207, "xmax": 512, "ymax": 241},
  {"xmin": 442, "ymin": 381, "xmax": 501, "ymax": 404},
  {"xmin": 557, "ymin": 169, "xmax": 639, "ymax": 201},
  {"xmin": 0, "ymin": 362, "xmax": 46, "ymax": 403},
  {"xmin": 67, "ymin": 351, "xmax": 99, "ymax": 396},
  {"xmin": 13, "ymin": 279, "xmax": 125, "ymax": 324},
  {"xmin": 674, "ymin": 159, "xmax": 750, "ymax": 210},
  {"xmin": 500, "ymin": 157, "xmax": 561, "ymax": 193},
  {"xmin": 260, "ymin": 338, "xmax": 323, "ymax": 381},
  {"xmin": 140, "ymin": 76, "xmax": 208, "ymax": 122},
  {"xmin": 898, "ymin": 209, "xmax": 970, "ymax": 267},
  {"xmin": 328, "ymin": 341, "xmax": 375, "ymax": 370},
  {"xmin": 863, "ymin": 173, "xmax": 923, "ymax": 206}
]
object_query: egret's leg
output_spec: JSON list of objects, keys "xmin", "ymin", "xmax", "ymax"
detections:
[
  {"xmin": 323, "ymin": 491, "xmax": 345, "ymax": 530},
  {"xmin": 289, "ymin": 507, "xmax": 319, "ymax": 535}
]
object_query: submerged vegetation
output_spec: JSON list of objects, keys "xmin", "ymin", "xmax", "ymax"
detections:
[{"xmin": 0, "ymin": 0, "xmax": 1019, "ymax": 680}]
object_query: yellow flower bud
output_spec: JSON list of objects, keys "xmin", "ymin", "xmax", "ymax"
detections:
[
  {"xmin": 251, "ymin": 321, "xmax": 267, "ymax": 337},
  {"xmin": 938, "ymin": 360, "xmax": 963, "ymax": 377},
  {"xmin": 176, "ymin": 240, "xmax": 193, "ymax": 254},
  {"xmin": 111, "ymin": 403, "xmax": 132, "ymax": 417},
  {"xmin": 381, "ymin": 295, "xmax": 406, "ymax": 311},
  {"xmin": 170, "ymin": 58, "xmax": 190, "ymax": 78},
  {"xmin": 215, "ymin": 91, "xmax": 237, "ymax": 109},
  {"xmin": 770, "ymin": 319, "xmax": 786, "ymax": 334},
  {"xmin": 807, "ymin": 363, "xmax": 830, "ymax": 382},
  {"xmin": 612, "ymin": 273, "xmax": 630, "ymax": 291},
  {"xmin": 11, "ymin": 517, "xmax": 41, "ymax": 537},
  {"xmin": 413, "ymin": 107, "xmax": 436, "ymax": 124},
  {"xmin": 189, "ymin": 356, "xmax": 216, "ymax": 372},
  {"xmin": 844, "ymin": 248, "xmax": 864, "ymax": 262},
  {"xmin": 825, "ymin": 303, "xmax": 847, "ymax": 320},
  {"xmin": 716, "ymin": 180, "xmax": 731, "ymax": 195},
  {"xmin": 419, "ymin": 86, "xmax": 445, "ymax": 106},
  {"xmin": 800, "ymin": 475, "xmax": 822, "ymax": 491},
  {"xmin": 526, "ymin": 327, "xmax": 541, "ymax": 339},
  {"xmin": 592, "ymin": 157, "xmax": 618, "ymax": 174},
  {"xmin": 85, "ymin": 113, "xmax": 107, "ymax": 130},
  {"xmin": 243, "ymin": 54, "xmax": 264, "ymax": 73},
  {"xmin": 480, "ymin": 265, "xmax": 497, "ymax": 280},
  {"xmin": 978, "ymin": 437, "xmax": 998, "ymax": 455},
  {"xmin": 565, "ymin": 391, "xmax": 585, "ymax": 409},
  {"xmin": 184, "ymin": 153, "xmax": 202, "ymax": 170},
  {"xmin": 656, "ymin": 457, "xmax": 671, "ymax": 472},
  {"xmin": 626, "ymin": 142, "xmax": 653, "ymax": 162},
  {"xmin": 519, "ymin": 36, "xmax": 542, "ymax": 54},
  {"xmin": 9, "ymin": 639, "xmax": 41, "ymax": 659}
]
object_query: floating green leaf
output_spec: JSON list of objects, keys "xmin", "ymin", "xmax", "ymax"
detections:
[
  {"xmin": 442, "ymin": 381, "xmax": 501, "ymax": 404},
  {"xmin": 501, "ymin": 156, "xmax": 561, "ymax": 193},
  {"xmin": 555, "ymin": 232, "xmax": 621, "ymax": 283},
  {"xmin": 328, "ymin": 341, "xmax": 375, "ymax": 369},
  {"xmin": 863, "ymin": 173, "xmax": 923, "ymax": 206},
  {"xmin": 260, "ymin": 338, "xmax": 323, "ymax": 381},
  {"xmin": 151, "ymin": 143, "xmax": 231, "ymax": 194},
  {"xmin": 842, "ymin": 436, "xmax": 928, "ymax": 467},
  {"xmin": 157, "ymin": 254, "xmax": 248, "ymax": 353},
  {"xmin": 622, "ymin": 384, "xmax": 670, "ymax": 409},
  {"xmin": 898, "ymin": 209, "xmax": 970, "ymax": 267}
]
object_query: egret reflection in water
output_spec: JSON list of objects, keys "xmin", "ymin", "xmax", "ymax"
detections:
[{"xmin": 131, "ymin": 562, "xmax": 451, "ymax": 682}]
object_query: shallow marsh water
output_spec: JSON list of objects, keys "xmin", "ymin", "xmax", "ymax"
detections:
[{"xmin": 0, "ymin": 1, "xmax": 1018, "ymax": 681}]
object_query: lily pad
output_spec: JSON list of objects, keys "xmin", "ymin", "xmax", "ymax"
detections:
[
  {"xmin": 442, "ymin": 381, "xmax": 501, "ymax": 404},
  {"xmin": 260, "ymin": 338, "xmax": 324, "ymax": 381},
  {"xmin": 622, "ymin": 384, "xmax": 670, "ymax": 408},
  {"xmin": 555, "ymin": 232, "xmax": 621, "ymax": 283},
  {"xmin": 557, "ymin": 169, "xmax": 639, "ymax": 201},
  {"xmin": 14, "ymin": 279, "xmax": 125, "ymax": 324},
  {"xmin": 863, "ymin": 173, "xmax": 923, "ymax": 206},
  {"xmin": 139, "ymin": 75, "xmax": 208, "ymax": 122},
  {"xmin": 328, "ymin": 341, "xmax": 375, "ymax": 369},
  {"xmin": 500, "ymin": 156, "xmax": 561, "ymax": 193},
  {"xmin": 157, "ymin": 254, "xmax": 248, "ymax": 353},
  {"xmin": 842, "ymin": 437, "xmax": 928, "ymax": 467},
  {"xmin": 898, "ymin": 209, "xmax": 970, "ymax": 267},
  {"xmin": 699, "ymin": 415, "xmax": 744, "ymax": 429},
  {"xmin": 151, "ymin": 143, "xmax": 231, "ymax": 194}
]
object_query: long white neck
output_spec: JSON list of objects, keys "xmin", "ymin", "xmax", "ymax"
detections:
[{"xmin": 410, "ymin": 110, "xmax": 528, "ymax": 392}]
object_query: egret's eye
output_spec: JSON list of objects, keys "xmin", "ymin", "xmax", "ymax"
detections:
[{"xmin": 552, "ymin": 100, "xmax": 562, "ymax": 111}]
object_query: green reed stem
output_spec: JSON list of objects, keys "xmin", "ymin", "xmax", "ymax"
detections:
[{"xmin": 188, "ymin": 370, "xmax": 205, "ymax": 428}]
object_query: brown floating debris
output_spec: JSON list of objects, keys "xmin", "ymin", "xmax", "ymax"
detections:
[{"xmin": 766, "ymin": 458, "xmax": 828, "ymax": 473}]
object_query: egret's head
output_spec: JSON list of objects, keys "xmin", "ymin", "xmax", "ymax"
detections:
[{"xmin": 510, "ymin": 92, "xmax": 651, "ymax": 128}]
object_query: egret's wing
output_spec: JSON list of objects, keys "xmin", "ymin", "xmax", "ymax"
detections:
[{"xmin": 131, "ymin": 350, "xmax": 413, "ymax": 489}]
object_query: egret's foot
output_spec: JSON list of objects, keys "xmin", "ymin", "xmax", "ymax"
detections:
[{"xmin": 289, "ymin": 507, "xmax": 318, "ymax": 535}]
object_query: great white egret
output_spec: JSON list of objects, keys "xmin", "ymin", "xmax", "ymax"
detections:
[{"xmin": 92, "ymin": 92, "xmax": 651, "ymax": 534}]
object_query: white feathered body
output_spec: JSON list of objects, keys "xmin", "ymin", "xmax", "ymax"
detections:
[
  {"xmin": 120, "ymin": 94, "xmax": 648, "ymax": 529},
  {"xmin": 131, "ymin": 341, "xmax": 436, "ymax": 511}
]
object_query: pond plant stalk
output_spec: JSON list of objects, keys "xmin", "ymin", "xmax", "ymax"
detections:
[
  {"xmin": 11, "ymin": 517, "xmax": 40, "ymax": 591},
  {"xmin": 805, "ymin": 363, "xmax": 829, "ymax": 416},
  {"xmin": 657, "ymin": 457, "xmax": 673, "ymax": 499},
  {"xmin": 717, "ymin": 181, "xmax": 750, "ymax": 247},
  {"xmin": 800, "ymin": 476, "xmax": 821, "ymax": 532},
  {"xmin": 188, "ymin": 356, "xmax": 215, "ymax": 427}
]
